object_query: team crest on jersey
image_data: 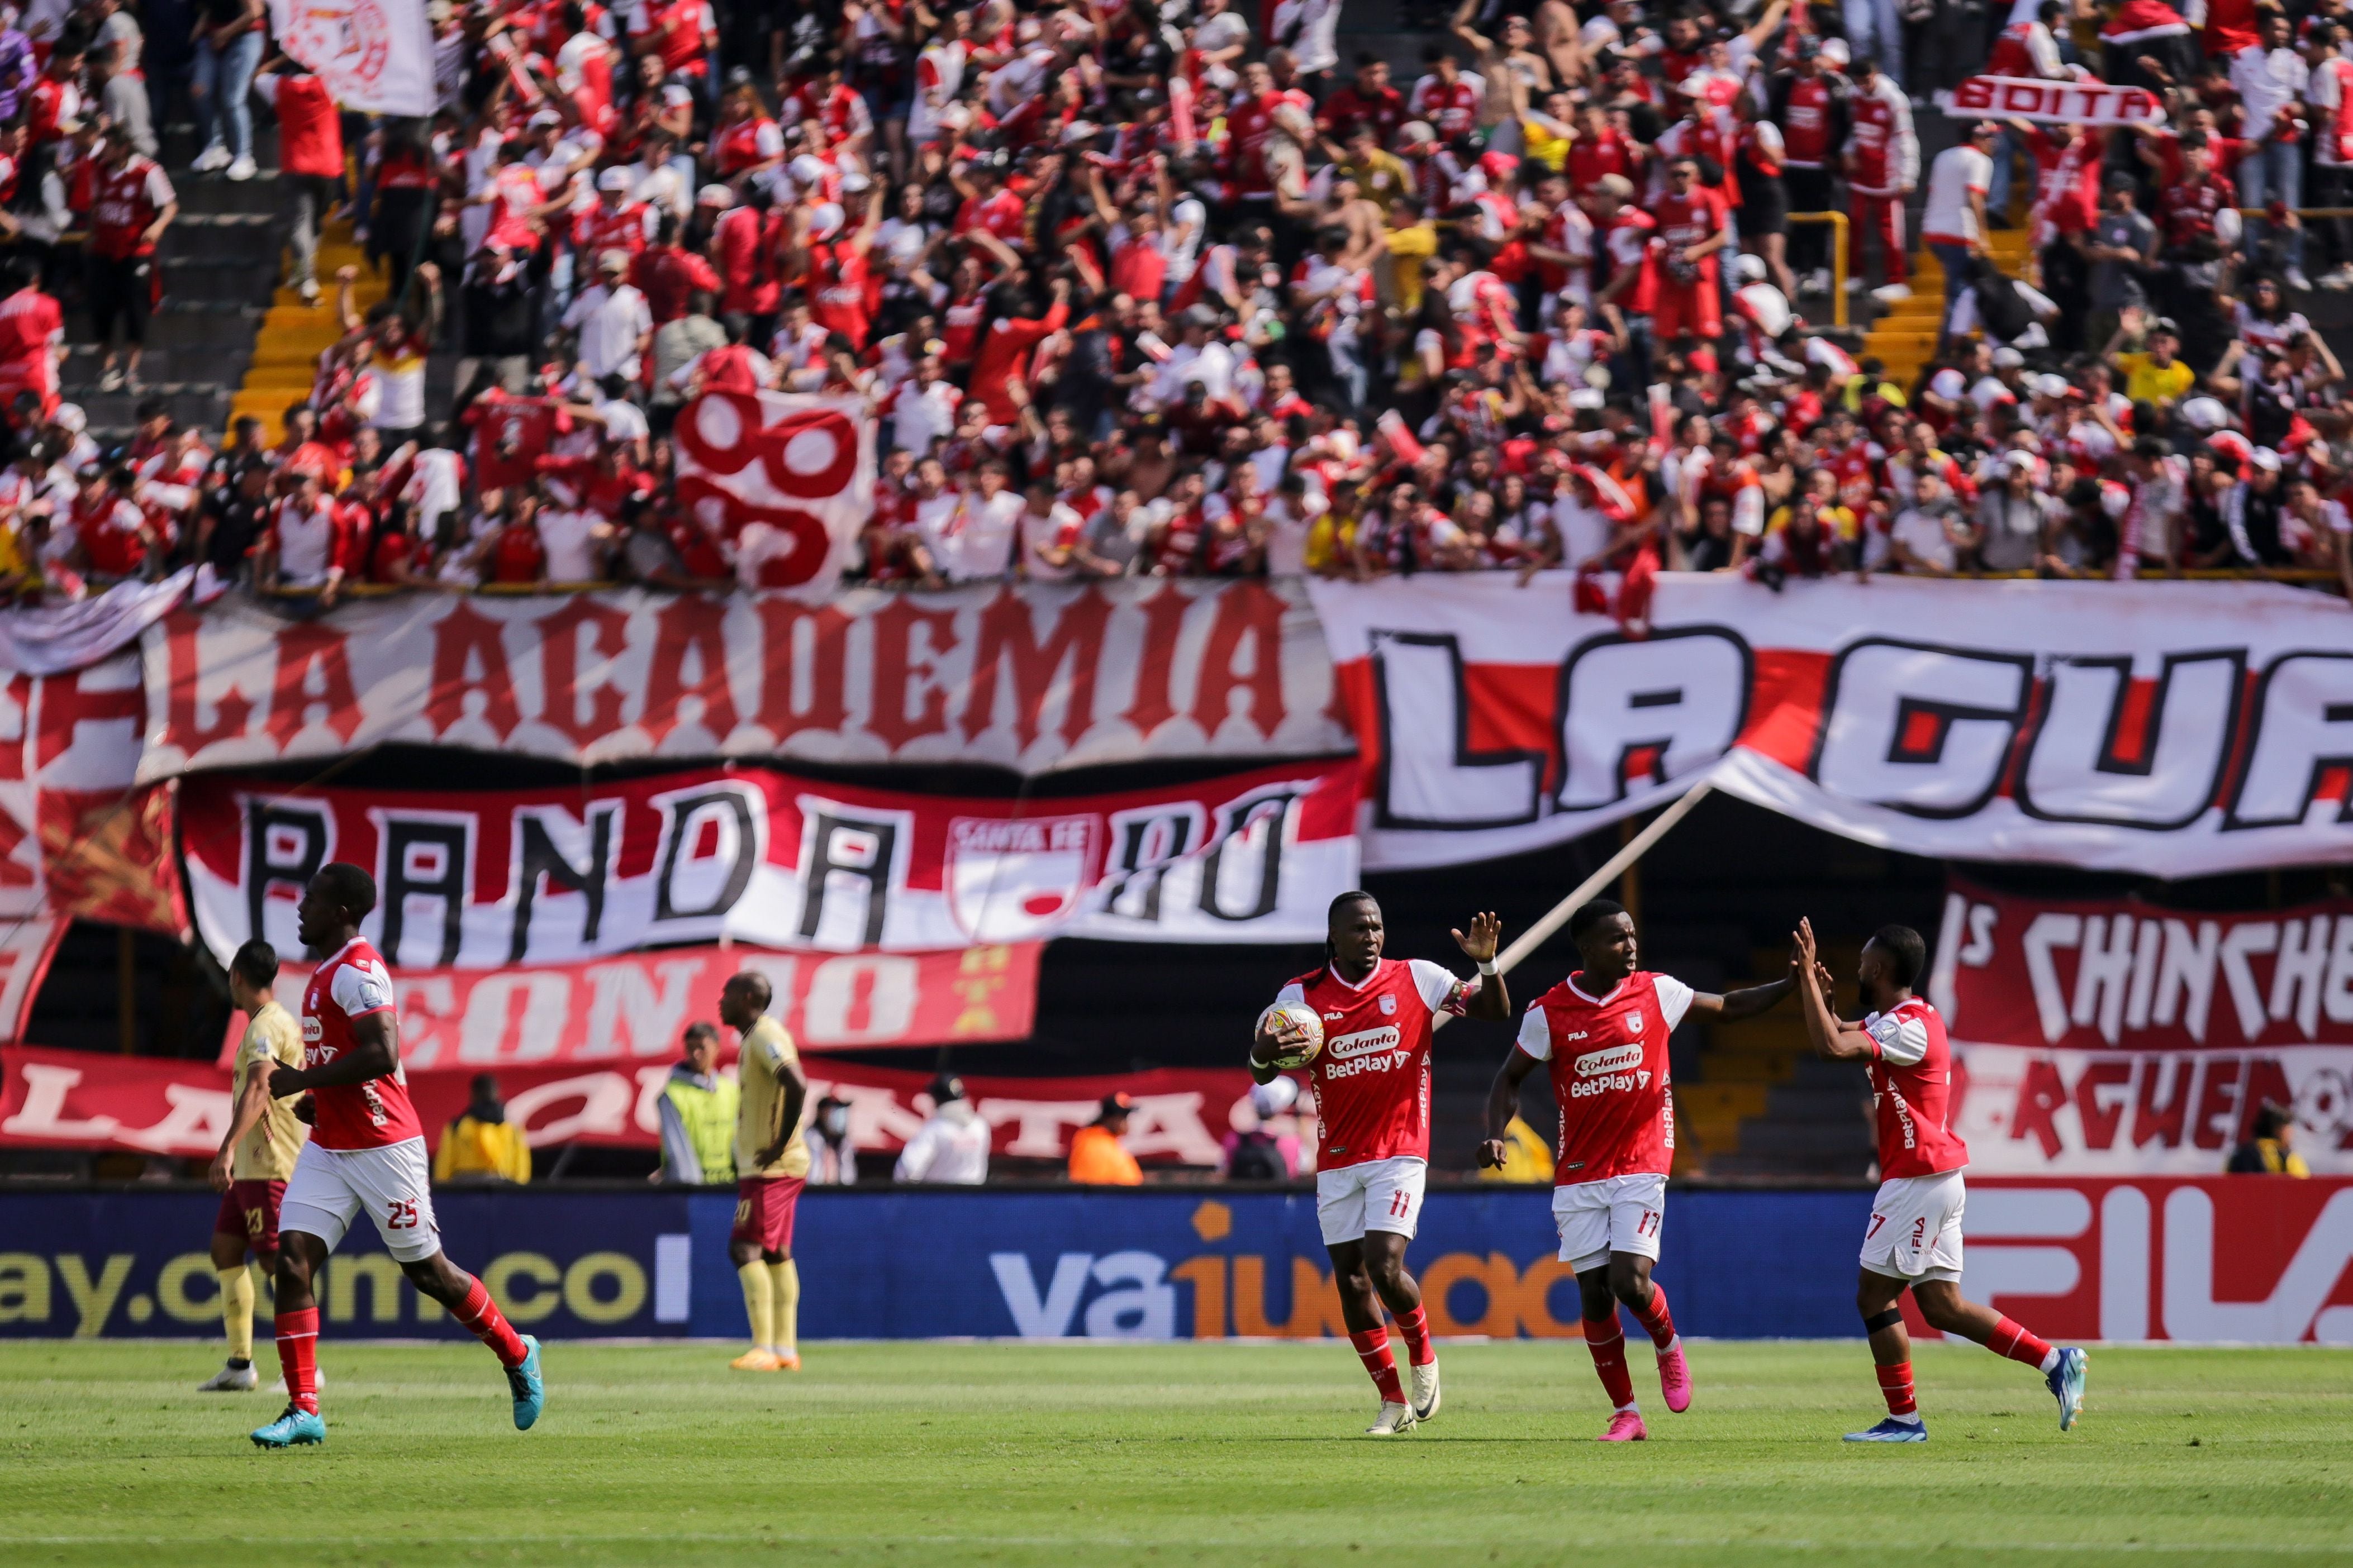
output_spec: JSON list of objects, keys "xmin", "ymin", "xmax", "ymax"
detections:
[
  {"xmin": 1379, "ymin": 993, "xmax": 1396, "ymax": 1015},
  {"xmin": 944, "ymin": 813, "xmax": 1099, "ymax": 940},
  {"xmin": 1625, "ymin": 1012, "xmax": 1644, "ymax": 1033}
]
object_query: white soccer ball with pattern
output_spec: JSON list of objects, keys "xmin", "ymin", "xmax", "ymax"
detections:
[{"xmin": 1255, "ymin": 1001, "xmax": 1324, "ymax": 1069}]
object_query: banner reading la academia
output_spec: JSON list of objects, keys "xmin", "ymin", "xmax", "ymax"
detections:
[
  {"xmin": 177, "ymin": 758, "xmax": 1357, "ymax": 969},
  {"xmin": 139, "ymin": 577, "xmax": 1339, "ymax": 779},
  {"xmin": 1309, "ymin": 575, "xmax": 2353, "ymax": 876}
]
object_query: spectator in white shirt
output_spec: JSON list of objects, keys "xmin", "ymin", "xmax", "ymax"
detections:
[
  {"xmin": 2232, "ymin": 9, "xmax": 2314, "ymax": 288},
  {"xmin": 892, "ymin": 354, "xmax": 963, "ymax": 453},
  {"xmin": 562, "ymin": 251, "xmax": 654, "ymax": 384},
  {"xmin": 928, "ymin": 461, "xmax": 1024, "ymax": 582},
  {"xmin": 893, "ymin": 1074, "xmax": 991, "ymax": 1184},
  {"xmin": 535, "ymin": 498, "xmax": 615, "ymax": 582}
]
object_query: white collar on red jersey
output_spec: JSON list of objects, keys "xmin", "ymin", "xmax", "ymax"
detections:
[
  {"xmin": 1324, "ymin": 960, "xmax": 1386, "ymax": 992},
  {"xmin": 320, "ymin": 935, "xmax": 368, "ymax": 967},
  {"xmin": 1566, "ymin": 971, "xmax": 1630, "ymax": 1006}
]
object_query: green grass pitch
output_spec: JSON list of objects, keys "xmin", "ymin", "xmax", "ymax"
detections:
[{"xmin": 1, "ymin": 1340, "xmax": 2348, "ymax": 1565}]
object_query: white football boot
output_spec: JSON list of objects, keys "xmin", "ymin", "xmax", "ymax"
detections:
[
  {"xmin": 1410, "ymin": 1359, "xmax": 1441, "ymax": 1423},
  {"xmin": 198, "ymin": 1361, "xmax": 259, "ymax": 1391},
  {"xmin": 1364, "ymin": 1401, "xmax": 1418, "ymax": 1437}
]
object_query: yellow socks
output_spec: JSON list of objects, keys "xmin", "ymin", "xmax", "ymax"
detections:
[
  {"xmin": 736, "ymin": 1261, "xmax": 773, "ymax": 1350},
  {"xmin": 767, "ymin": 1260, "xmax": 800, "ymax": 1356},
  {"xmin": 220, "ymin": 1266, "xmax": 255, "ymax": 1362}
]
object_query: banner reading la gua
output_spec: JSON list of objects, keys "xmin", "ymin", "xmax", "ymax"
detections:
[
  {"xmin": 1308, "ymin": 574, "xmax": 2353, "ymax": 876},
  {"xmin": 177, "ymin": 757, "xmax": 1358, "ymax": 968},
  {"xmin": 139, "ymin": 578, "xmax": 1340, "ymax": 780},
  {"xmin": 1929, "ymin": 878, "xmax": 2353, "ymax": 1175}
]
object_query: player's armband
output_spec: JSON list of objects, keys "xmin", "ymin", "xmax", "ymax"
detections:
[{"xmin": 1443, "ymin": 976, "xmax": 1480, "ymax": 1017}]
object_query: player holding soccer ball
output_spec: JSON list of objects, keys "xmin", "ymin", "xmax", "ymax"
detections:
[
  {"xmin": 1252, "ymin": 892, "xmax": 1510, "ymax": 1437},
  {"xmin": 1791, "ymin": 917, "xmax": 2088, "ymax": 1442},
  {"xmin": 1480, "ymin": 899, "xmax": 1798, "ymax": 1442},
  {"xmin": 247, "ymin": 864, "xmax": 545, "ymax": 1449}
]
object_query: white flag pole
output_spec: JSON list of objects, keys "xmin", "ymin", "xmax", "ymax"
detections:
[{"xmin": 1432, "ymin": 779, "xmax": 1715, "ymax": 1031}]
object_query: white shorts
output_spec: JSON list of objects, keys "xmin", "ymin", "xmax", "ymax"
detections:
[
  {"xmin": 1552, "ymin": 1172, "xmax": 1668, "ymax": 1273},
  {"xmin": 279, "ymin": 1137, "xmax": 443, "ymax": 1264},
  {"xmin": 1859, "ymin": 1169, "xmax": 1965, "ymax": 1285},
  {"xmin": 1316, "ymin": 1155, "xmax": 1427, "ymax": 1245}
]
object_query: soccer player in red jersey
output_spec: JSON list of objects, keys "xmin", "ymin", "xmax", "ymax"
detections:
[
  {"xmin": 1793, "ymin": 918, "xmax": 2088, "ymax": 1442},
  {"xmin": 1480, "ymin": 899, "xmax": 1798, "ymax": 1441},
  {"xmin": 1252, "ymin": 892, "xmax": 1509, "ymax": 1436},
  {"xmin": 247, "ymin": 864, "xmax": 546, "ymax": 1448}
]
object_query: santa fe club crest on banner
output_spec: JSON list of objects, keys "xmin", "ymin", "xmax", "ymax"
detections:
[{"xmin": 268, "ymin": 0, "xmax": 435, "ymax": 115}]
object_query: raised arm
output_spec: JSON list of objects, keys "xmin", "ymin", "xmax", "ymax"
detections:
[
  {"xmin": 1452, "ymin": 911, "xmax": 1509, "ymax": 1021},
  {"xmin": 1680, "ymin": 957, "xmax": 1799, "ymax": 1022},
  {"xmin": 1791, "ymin": 916, "xmax": 1875, "ymax": 1060}
]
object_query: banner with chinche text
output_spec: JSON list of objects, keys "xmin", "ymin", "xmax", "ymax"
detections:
[
  {"xmin": 1927, "ymin": 878, "xmax": 2353, "ymax": 1175},
  {"xmin": 0, "ymin": 654, "xmax": 186, "ymax": 937},
  {"xmin": 176, "ymin": 757, "xmax": 1357, "ymax": 966},
  {"xmin": 211, "ymin": 944, "xmax": 1040, "ymax": 1069},
  {"xmin": 0, "ymin": 1046, "xmax": 1258, "ymax": 1167},
  {"xmin": 137, "ymin": 579, "xmax": 1341, "ymax": 780},
  {"xmin": 1308, "ymin": 574, "xmax": 2353, "ymax": 876},
  {"xmin": 267, "ymin": 0, "xmax": 435, "ymax": 116}
]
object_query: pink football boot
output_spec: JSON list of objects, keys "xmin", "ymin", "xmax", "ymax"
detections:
[
  {"xmin": 1657, "ymin": 1341, "xmax": 1694, "ymax": 1413},
  {"xmin": 1599, "ymin": 1409, "xmax": 1648, "ymax": 1442}
]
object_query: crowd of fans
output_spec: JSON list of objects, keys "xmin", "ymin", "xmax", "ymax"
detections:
[{"xmin": 0, "ymin": 0, "xmax": 2350, "ymax": 608}]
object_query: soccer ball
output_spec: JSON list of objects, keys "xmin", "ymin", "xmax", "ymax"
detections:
[{"xmin": 1254, "ymin": 1001, "xmax": 1324, "ymax": 1069}]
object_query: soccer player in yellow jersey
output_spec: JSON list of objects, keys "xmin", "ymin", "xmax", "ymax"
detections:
[
  {"xmin": 722, "ymin": 971, "xmax": 810, "ymax": 1371},
  {"xmin": 200, "ymin": 941, "xmax": 308, "ymax": 1391}
]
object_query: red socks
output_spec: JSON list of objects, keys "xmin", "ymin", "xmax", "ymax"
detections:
[
  {"xmin": 453, "ymin": 1275, "xmax": 529, "ymax": 1369},
  {"xmin": 1582, "ymin": 1312, "xmax": 1637, "ymax": 1408},
  {"xmin": 1629, "ymin": 1283, "xmax": 1677, "ymax": 1351},
  {"xmin": 274, "ymin": 1307, "xmax": 319, "ymax": 1414},
  {"xmin": 1393, "ymin": 1304, "xmax": 1435, "ymax": 1367},
  {"xmin": 1875, "ymin": 1360, "xmax": 1918, "ymax": 1417},
  {"xmin": 1989, "ymin": 1316, "xmax": 2054, "ymax": 1370},
  {"xmin": 1349, "ymin": 1327, "xmax": 1406, "ymax": 1404}
]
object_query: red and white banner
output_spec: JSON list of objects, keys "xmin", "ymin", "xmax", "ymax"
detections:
[
  {"xmin": 213, "ymin": 943, "xmax": 1039, "ymax": 1069},
  {"xmin": 0, "ymin": 917, "xmax": 61, "ymax": 1043},
  {"xmin": 0, "ymin": 565, "xmax": 206, "ymax": 678},
  {"xmin": 139, "ymin": 579, "xmax": 1341, "ymax": 779},
  {"xmin": 0, "ymin": 654, "xmax": 183, "ymax": 935},
  {"xmin": 1908, "ymin": 1178, "xmax": 2353, "ymax": 1345},
  {"xmin": 672, "ymin": 391, "xmax": 874, "ymax": 592},
  {"xmin": 0, "ymin": 1046, "xmax": 1259, "ymax": 1166},
  {"xmin": 1929, "ymin": 879, "xmax": 2353, "ymax": 1174},
  {"xmin": 1310, "ymin": 574, "xmax": 2353, "ymax": 875},
  {"xmin": 1945, "ymin": 75, "xmax": 2165, "ymax": 126},
  {"xmin": 178, "ymin": 757, "xmax": 1357, "ymax": 966},
  {"xmin": 268, "ymin": 0, "xmax": 435, "ymax": 116}
]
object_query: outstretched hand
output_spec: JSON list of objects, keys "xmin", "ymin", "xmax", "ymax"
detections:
[{"xmin": 1452, "ymin": 911, "xmax": 1502, "ymax": 965}]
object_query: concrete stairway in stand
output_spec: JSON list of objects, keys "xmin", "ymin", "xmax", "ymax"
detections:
[
  {"xmin": 231, "ymin": 217, "xmax": 384, "ymax": 439},
  {"xmin": 1857, "ymin": 225, "xmax": 2035, "ymax": 388}
]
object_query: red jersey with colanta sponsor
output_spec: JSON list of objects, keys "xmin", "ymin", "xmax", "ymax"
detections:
[
  {"xmin": 1272, "ymin": 957, "xmax": 1470, "ymax": 1171},
  {"xmin": 1515, "ymin": 969, "xmax": 1695, "ymax": 1184},
  {"xmin": 1861, "ymin": 995, "xmax": 1968, "ymax": 1179},
  {"xmin": 301, "ymin": 936, "xmax": 425, "ymax": 1151}
]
